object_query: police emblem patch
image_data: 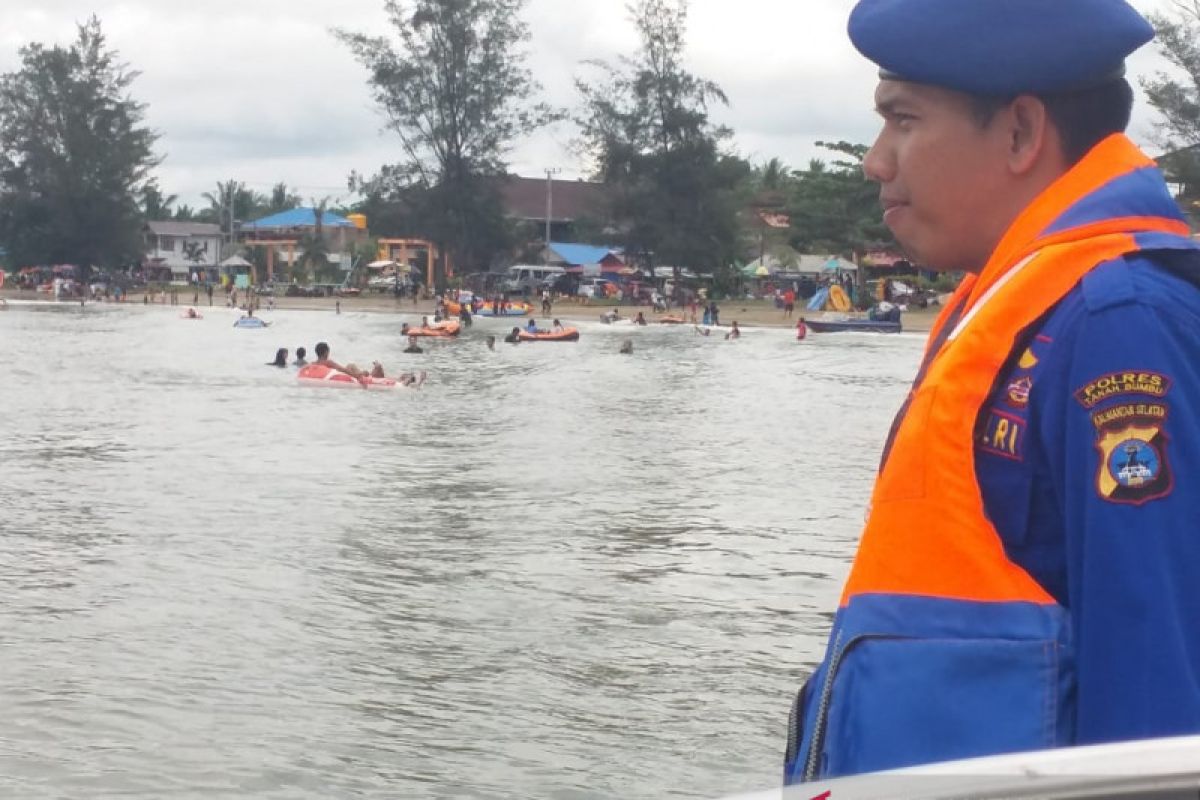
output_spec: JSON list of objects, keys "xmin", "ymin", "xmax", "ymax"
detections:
[
  {"xmin": 1095, "ymin": 423, "xmax": 1172, "ymax": 505},
  {"xmin": 1006, "ymin": 376, "xmax": 1033, "ymax": 409}
]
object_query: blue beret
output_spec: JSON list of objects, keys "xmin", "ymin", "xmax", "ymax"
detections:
[{"xmin": 848, "ymin": 0, "xmax": 1155, "ymax": 95}]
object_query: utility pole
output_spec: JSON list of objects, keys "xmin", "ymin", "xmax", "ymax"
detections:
[{"xmin": 544, "ymin": 167, "xmax": 561, "ymax": 265}]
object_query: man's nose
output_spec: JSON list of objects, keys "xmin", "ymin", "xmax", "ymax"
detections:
[{"xmin": 863, "ymin": 135, "xmax": 894, "ymax": 184}]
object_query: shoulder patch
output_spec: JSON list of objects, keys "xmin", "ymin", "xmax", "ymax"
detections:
[
  {"xmin": 979, "ymin": 409, "xmax": 1026, "ymax": 461},
  {"xmin": 1095, "ymin": 423, "xmax": 1173, "ymax": 505},
  {"xmin": 1074, "ymin": 371, "xmax": 1171, "ymax": 409}
]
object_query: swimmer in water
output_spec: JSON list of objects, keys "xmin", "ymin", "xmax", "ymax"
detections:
[
  {"xmin": 505, "ymin": 327, "xmax": 522, "ymax": 344},
  {"xmin": 725, "ymin": 321, "xmax": 741, "ymax": 340},
  {"xmin": 314, "ymin": 342, "xmax": 364, "ymax": 380},
  {"xmin": 398, "ymin": 371, "xmax": 428, "ymax": 388},
  {"xmin": 486, "ymin": 335, "xmax": 496, "ymax": 351},
  {"xmin": 694, "ymin": 325, "xmax": 711, "ymax": 337},
  {"xmin": 619, "ymin": 339, "xmax": 633, "ymax": 354},
  {"xmin": 293, "ymin": 347, "xmax": 308, "ymax": 366},
  {"xmin": 634, "ymin": 312, "xmax": 648, "ymax": 326},
  {"xmin": 267, "ymin": 348, "xmax": 288, "ymax": 367},
  {"xmin": 404, "ymin": 335, "xmax": 424, "ymax": 354},
  {"xmin": 185, "ymin": 307, "xmax": 199, "ymax": 319}
]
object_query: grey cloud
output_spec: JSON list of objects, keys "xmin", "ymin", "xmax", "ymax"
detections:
[{"xmin": 0, "ymin": 0, "xmax": 1187, "ymax": 206}]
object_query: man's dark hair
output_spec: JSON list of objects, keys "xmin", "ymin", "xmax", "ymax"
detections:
[
  {"xmin": 315, "ymin": 342, "xmax": 329, "ymax": 358},
  {"xmin": 968, "ymin": 78, "xmax": 1134, "ymax": 165}
]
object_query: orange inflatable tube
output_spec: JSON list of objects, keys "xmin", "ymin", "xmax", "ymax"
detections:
[
  {"xmin": 518, "ymin": 327, "xmax": 580, "ymax": 342},
  {"xmin": 405, "ymin": 320, "xmax": 461, "ymax": 338}
]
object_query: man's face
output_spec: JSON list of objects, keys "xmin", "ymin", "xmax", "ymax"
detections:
[{"xmin": 863, "ymin": 81, "xmax": 1014, "ymax": 272}]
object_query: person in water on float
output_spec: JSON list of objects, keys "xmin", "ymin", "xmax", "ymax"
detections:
[
  {"xmin": 313, "ymin": 342, "xmax": 364, "ymax": 379},
  {"xmin": 267, "ymin": 348, "xmax": 288, "ymax": 367},
  {"xmin": 552, "ymin": 318, "xmax": 564, "ymax": 332},
  {"xmin": 784, "ymin": 0, "xmax": 1200, "ymax": 786},
  {"xmin": 725, "ymin": 321, "xmax": 741, "ymax": 340},
  {"xmin": 294, "ymin": 347, "xmax": 308, "ymax": 366},
  {"xmin": 795, "ymin": 317, "xmax": 808, "ymax": 341},
  {"xmin": 486, "ymin": 335, "xmax": 496, "ymax": 351},
  {"xmin": 525, "ymin": 318, "xmax": 539, "ymax": 333},
  {"xmin": 504, "ymin": 327, "xmax": 522, "ymax": 344},
  {"xmin": 370, "ymin": 361, "xmax": 386, "ymax": 378},
  {"xmin": 404, "ymin": 335, "xmax": 424, "ymax": 354}
]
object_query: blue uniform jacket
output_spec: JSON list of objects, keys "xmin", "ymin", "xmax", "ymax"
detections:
[{"xmin": 976, "ymin": 250, "xmax": 1200, "ymax": 745}]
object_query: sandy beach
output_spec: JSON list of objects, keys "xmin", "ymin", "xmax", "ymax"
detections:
[{"xmin": 3, "ymin": 288, "xmax": 941, "ymax": 334}]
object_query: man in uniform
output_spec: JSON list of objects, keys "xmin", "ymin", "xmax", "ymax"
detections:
[{"xmin": 784, "ymin": 0, "xmax": 1200, "ymax": 784}]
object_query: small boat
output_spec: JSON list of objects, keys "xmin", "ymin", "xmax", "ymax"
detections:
[
  {"xmin": 518, "ymin": 327, "xmax": 580, "ymax": 342},
  {"xmin": 233, "ymin": 316, "xmax": 269, "ymax": 329},
  {"xmin": 658, "ymin": 315, "xmax": 687, "ymax": 325},
  {"xmin": 404, "ymin": 320, "xmax": 461, "ymax": 338},
  {"xmin": 807, "ymin": 318, "xmax": 902, "ymax": 334},
  {"xmin": 297, "ymin": 364, "xmax": 398, "ymax": 390}
]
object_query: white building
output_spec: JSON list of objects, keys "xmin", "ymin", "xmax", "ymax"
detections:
[{"xmin": 143, "ymin": 221, "xmax": 223, "ymax": 281}]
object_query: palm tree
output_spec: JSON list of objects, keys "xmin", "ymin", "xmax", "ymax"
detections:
[
  {"xmin": 140, "ymin": 182, "xmax": 177, "ymax": 221},
  {"xmin": 295, "ymin": 199, "xmax": 335, "ymax": 284},
  {"xmin": 267, "ymin": 182, "xmax": 302, "ymax": 214}
]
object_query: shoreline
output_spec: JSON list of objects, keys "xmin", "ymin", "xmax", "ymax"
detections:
[{"xmin": 0, "ymin": 288, "xmax": 940, "ymax": 334}]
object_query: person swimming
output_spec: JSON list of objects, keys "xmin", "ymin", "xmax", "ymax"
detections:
[
  {"xmin": 314, "ymin": 342, "xmax": 364, "ymax": 380},
  {"xmin": 267, "ymin": 348, "xmax": 288, "ymax": 367},
  {"xmin": 294, "ymin": 347, "xmax": 308, "ymax": 366},
  {"xmin": 725, "ymin": 321, "xmax": 741, "ymax": 340},
  {"xmin": 504, "ymin": 327, "xmax": 522, "ymax": 344},
  {"xmin": 404, "ymin": 335, "xmax": 424, "ymax": 354},
  {"xmin": 185, "ymin": 307, "xmax": 199, "ymax": 319},
  {"xmin": 619, "ymin": 339, "xmax": 633, "ymax": 354},
  {"xmin": 634, "ymin": 312, "xmax": 647, "ymax": 326},
  {"xmin": 486, "ymin": 335, "xmax": 496, "ymax": 351}
]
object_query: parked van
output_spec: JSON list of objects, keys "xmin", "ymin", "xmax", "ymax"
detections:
[
  {"xmin": 502, "ymin": 265, "xmax": 566, "ymax": 295},
  {"xmin": 578, "ymin": 277, "xmax": 614, "ymax": 298}
]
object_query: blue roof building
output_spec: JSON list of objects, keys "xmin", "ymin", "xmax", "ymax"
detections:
[
  {"xmin": 241, "ymin": 208, "xmax": 358, "ymax": 230},
  {"xmin": 545, "ymin": 242, "xmax": 625, "ymax": 274}
]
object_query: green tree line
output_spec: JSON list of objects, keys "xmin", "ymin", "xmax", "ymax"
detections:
[{"xmin": 3, "ymin": 1, "xmax": 1197, "ymax": 279}]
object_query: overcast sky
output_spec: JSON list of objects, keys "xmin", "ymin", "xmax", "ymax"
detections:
[{"xmin": 0, "ymin": 0, "xmax": 1183, "ymax": 210}]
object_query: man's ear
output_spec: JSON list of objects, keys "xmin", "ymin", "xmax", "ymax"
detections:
[{"xmin": 1006, "ymin": 95, "xmax": 1052, "ymax": 176}]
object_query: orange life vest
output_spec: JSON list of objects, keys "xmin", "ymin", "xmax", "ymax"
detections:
[{"xmin": 787, "ymin": 134, "xmax": 1193, "ymax": 782}]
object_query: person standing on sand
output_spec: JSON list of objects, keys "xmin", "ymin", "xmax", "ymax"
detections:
[{"xmin": 785, "ymin": 0, "xmax": 1200, "ymax": 785}]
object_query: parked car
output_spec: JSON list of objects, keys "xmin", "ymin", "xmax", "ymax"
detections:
[{"xmin": 577, "ymin": 277, "xmax": 614, "ymax": 298}]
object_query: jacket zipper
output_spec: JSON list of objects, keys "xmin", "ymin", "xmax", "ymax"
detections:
[{"xmin": 802, "ymin": 631, "xmax": 911, "ymax": 782}]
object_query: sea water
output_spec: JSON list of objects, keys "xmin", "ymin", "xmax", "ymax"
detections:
[{"xmin": 0, "ymin": 301, "xmax": 922, "ymax": 799}]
